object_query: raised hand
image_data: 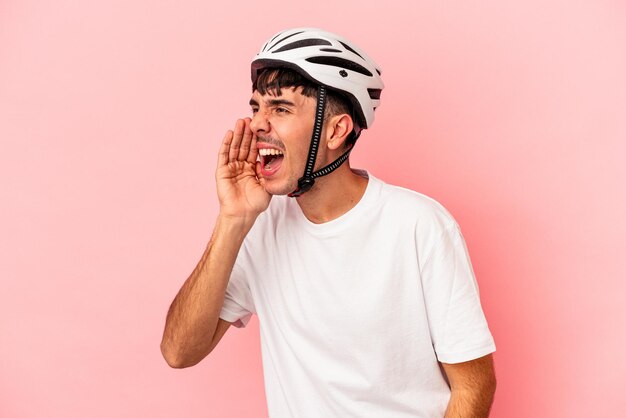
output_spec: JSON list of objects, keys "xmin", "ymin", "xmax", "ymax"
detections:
[{"xmin": 216, "ymin": 118, "xmax": 271, "ymax": 221}]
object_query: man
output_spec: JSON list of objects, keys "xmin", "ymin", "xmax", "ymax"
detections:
[{"xmin": 161, "ymin": 28, "xmax": 497, "ymax": 417}]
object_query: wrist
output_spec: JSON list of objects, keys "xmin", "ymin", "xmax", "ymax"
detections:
[{"xmin": 216, "ymin": 211, "xmax": 258, "ymax": 233}]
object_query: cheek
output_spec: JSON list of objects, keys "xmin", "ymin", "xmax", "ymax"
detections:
[
  {"xmin": 270, "ymin": 115, "xmax": 315, "ymax": 164},
  {"xmin": 275, "ymin": 126, "xmax": 309, "ymax": 157}
]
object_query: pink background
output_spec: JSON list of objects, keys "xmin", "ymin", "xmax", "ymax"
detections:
[{"xmin": 1, "ymin": 1, "xmax": 625, "ymax": 417}]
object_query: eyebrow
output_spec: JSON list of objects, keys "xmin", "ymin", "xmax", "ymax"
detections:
[{"xmin": 249, "ymin": 98, "xmax": 296, "ymax": 107}]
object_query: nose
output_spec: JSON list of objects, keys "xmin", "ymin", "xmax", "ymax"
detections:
[{"xmin": 250, "ymin": 109, "xmax": 270, "ymax": 134}]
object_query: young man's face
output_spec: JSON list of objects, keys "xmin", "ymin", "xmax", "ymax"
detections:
[{"xmin": 249, "ymin": 86, "xmax": 317, "ymax": 195}]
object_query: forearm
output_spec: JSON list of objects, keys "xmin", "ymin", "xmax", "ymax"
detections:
[
  {"xmin": 160, "ymin": 214, "xmax": 254, "ymax": 367},
  {"xmin": 444, "ymin": 384, "xmax": 496, "ymax": 418}
]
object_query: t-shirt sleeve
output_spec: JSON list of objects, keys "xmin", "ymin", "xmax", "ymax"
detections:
[
  {"xmin": 420, "ymin": 222, "xmax": 496, "ymax": 363},
  {"xmin": 219, "ymin": 259, "xmax": 255, "ymax": 329}
]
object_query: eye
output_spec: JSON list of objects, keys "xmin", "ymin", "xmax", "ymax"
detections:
[
  {"xmin": 251, "ymin": 107, "xmax": 259, "ymax": 114},
  {"xmin": 275, "ymin": 107, "xmax": 289, "ymax": 114}
]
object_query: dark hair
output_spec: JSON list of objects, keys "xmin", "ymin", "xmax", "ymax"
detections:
[{"xmin": 253, "ymin": 68, "xmax": 359, "ymax": 148}]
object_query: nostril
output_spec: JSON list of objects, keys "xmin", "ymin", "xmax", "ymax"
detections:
[{"xmin": 250, "ymin": 114, "xmax": 270, "ymax": 133}]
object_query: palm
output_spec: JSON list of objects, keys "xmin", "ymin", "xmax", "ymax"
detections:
[{"xmin": 216, "ymin": 118, "xmax": 270, "ymax": 219}]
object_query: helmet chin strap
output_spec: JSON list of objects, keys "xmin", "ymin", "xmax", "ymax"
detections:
[{"xmin": 288, "ymin": 86, "xmax": 358, "ymax": 198}]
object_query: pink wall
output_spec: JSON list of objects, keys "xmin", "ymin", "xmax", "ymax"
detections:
[{"xmin": 1, "ymin": 1, "xmax": 625, "ymax": 416}]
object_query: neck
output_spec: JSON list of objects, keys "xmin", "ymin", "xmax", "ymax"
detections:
[{"xmin": 294, "ymin": 163, "xmax": 368, "ymax": 224}]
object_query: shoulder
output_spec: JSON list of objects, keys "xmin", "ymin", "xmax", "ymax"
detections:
[{"xmin": 372, "ymin": 174, "xmax": 458, "ymax": 232}]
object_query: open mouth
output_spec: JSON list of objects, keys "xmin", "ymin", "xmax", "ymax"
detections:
[{"xmin": 259, "ymin": 148, "xmax": 285, "ymax": 176}]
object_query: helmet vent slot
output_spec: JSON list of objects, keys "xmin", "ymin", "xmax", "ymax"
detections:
[
  {"xmin": 339, "ymin": 41, "xmax": 364, "ymax": 59},
  {"xmin": 267, "ymin": 30, "xmax": 305, "ymax": 51},
  {"xmin": 368, "ymin": 89, "xmax": 382, "ymax": 100},
  {"xmin": 272, "ymin": 38, "xmax": 332, "ymax": 53},
  {"xmin": 319, "ymin": 48, "xmax": 342, "ymax": 53},
  {"xmin": 305, "ymin": 56, "xmax": 373, "ymax": 77}
]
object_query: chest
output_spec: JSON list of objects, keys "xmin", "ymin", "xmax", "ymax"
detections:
[{"xmin": 249, "ymin": 225, "xmax": 425, "ymax": 344}]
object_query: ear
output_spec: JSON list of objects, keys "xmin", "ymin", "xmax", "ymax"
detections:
[{"xmin": 325, "ymin": 114, "xmax": 354, "ymax": 151}]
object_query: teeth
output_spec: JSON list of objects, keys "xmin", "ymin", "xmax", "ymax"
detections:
[{"xmin": 259, "ymin": 148, "xmax": 284, "ymax": 156}]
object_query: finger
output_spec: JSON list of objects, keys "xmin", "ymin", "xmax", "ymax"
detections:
[
  {"xmin": 247, "ymin": 132, "xmax": 259, "ymax": 164},
  {"xmin": 238, "ymin": 118, "xmax": 254, "ymax": 161},
  {"xmin": 218, "ymin": 130, "xmax": 234, "ymax": 167},
  {"xmin": 255, "ymin": 161, "xmax": 265, "ymax": 185},
  {"xmin": 228, "ymin": 119, "xmax": 245, "ymax": 162}
]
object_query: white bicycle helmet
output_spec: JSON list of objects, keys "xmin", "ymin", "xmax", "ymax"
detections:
[
  {"xmin": 251, "ymin": 27, "xmax": 384, "ymax": 130},
  {"xmin": 251, "ymin": 28, "xmax": 384, "ymax": 197}
]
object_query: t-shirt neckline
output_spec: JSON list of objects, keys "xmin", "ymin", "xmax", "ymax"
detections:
[{"xmin": 290, "ymin": 169, "xmax": 381, "ymax": 235}]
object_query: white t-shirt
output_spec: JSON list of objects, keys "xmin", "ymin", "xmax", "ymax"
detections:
[{"xmin": 219, "ymin": 170, "xmax": 496, "ymax": 418}]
